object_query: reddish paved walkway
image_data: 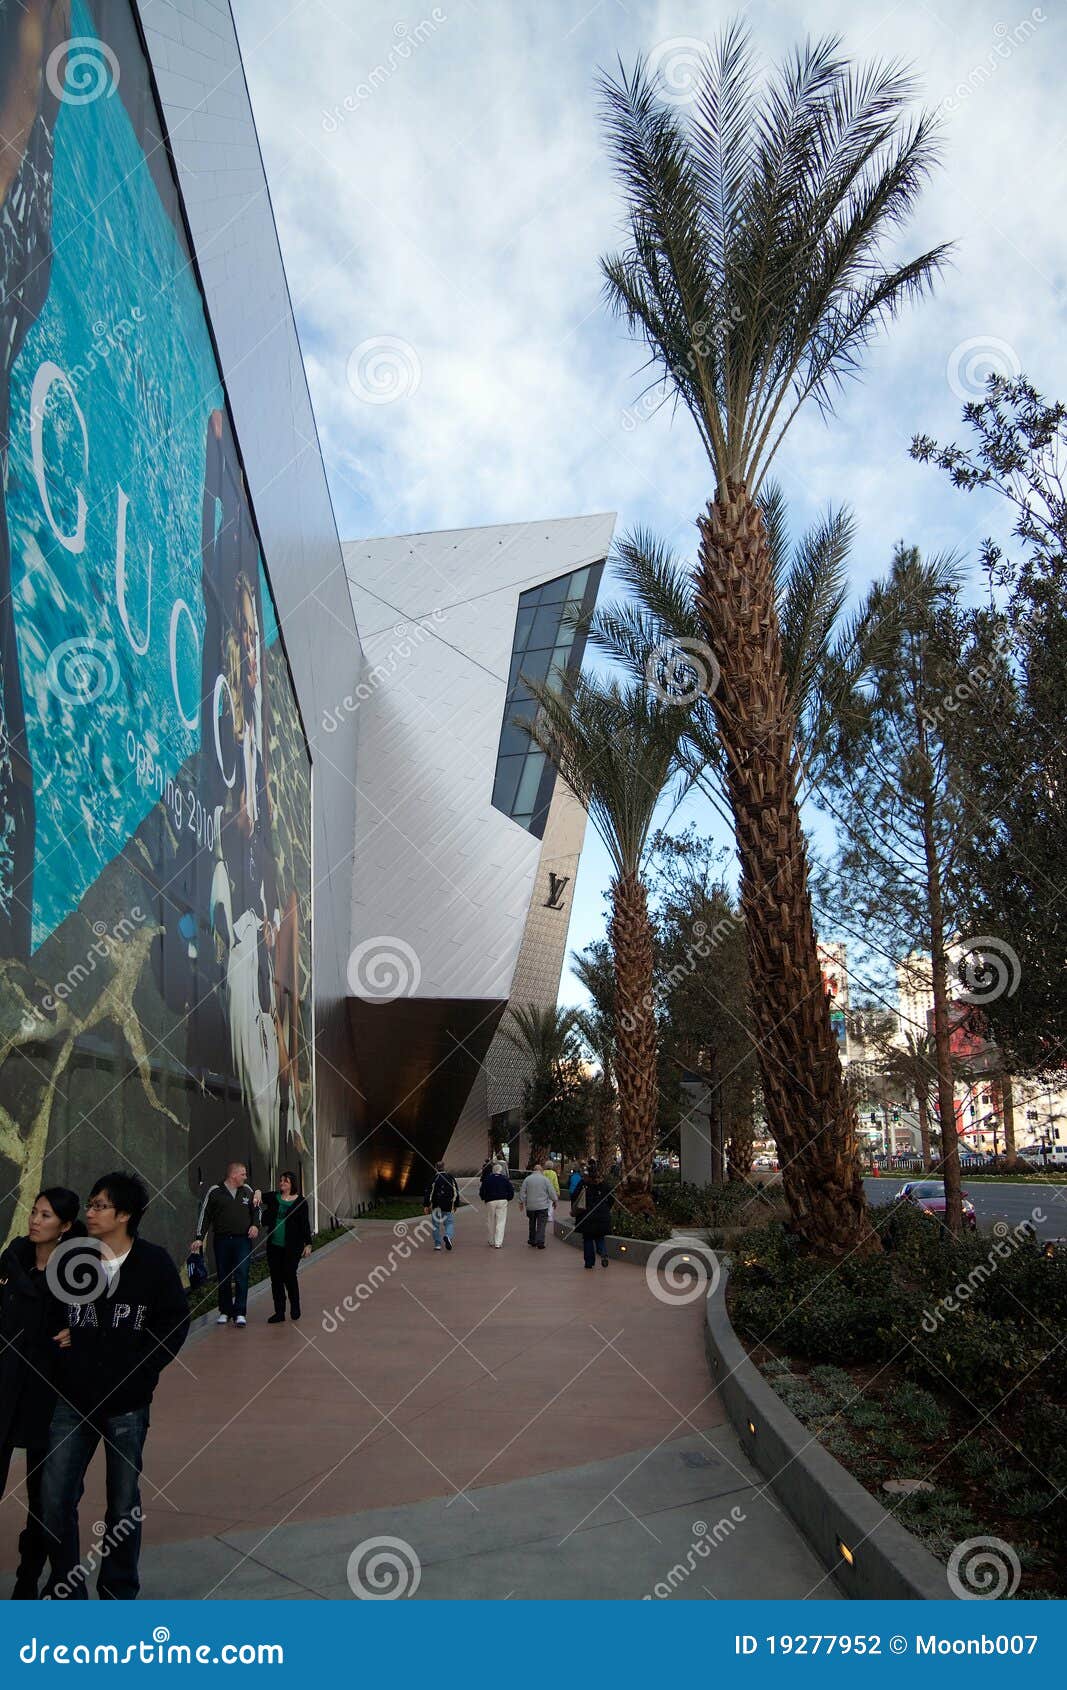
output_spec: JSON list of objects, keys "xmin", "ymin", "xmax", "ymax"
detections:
[{"xmin": 0, "ymin": 1202, "xmax": 723, "ymax": 1563}]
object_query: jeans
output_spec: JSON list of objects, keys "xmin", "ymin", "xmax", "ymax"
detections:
[
  {"xmin": 485, "ymin": 1200, "xmax": 509, "ymax": 1246},
  {"xmin": 214, "ymin": 1232, "xmax": 252, "ymax": 1316},
  {"xmin": 41, "ymin": 1401, "xmax": 150, "ymax": 1600},
  {"xmin": 527, "ymin": 1208, "xmax": 548, "ymax": 1247},
  {"xmin": 583, "ymin": 1234, "xmax": 608, "ymax": 1267},
  {"xmin": 0, "ymin": 1439, "xmax": 57, "ymax": 1598},
  {"xmin": 431, "ymin": 1210, "xmax": 455, "ymax": 1247},
  {"xmin": 267, "ymin": 1244, "xmax": 301, "ymax": 1316}
]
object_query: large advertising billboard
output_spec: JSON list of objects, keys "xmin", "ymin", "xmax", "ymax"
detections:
[{"xmin": 0, "ymin": 1, "xmax": 313, "ymax": 1257}]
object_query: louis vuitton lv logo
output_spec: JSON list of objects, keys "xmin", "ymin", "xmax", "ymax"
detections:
[{"xmin": 544, "ymin": 873, "xmax": 570, "ymax": 910}]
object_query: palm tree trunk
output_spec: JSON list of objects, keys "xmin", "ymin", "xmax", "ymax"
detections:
[
  {"xmin": 697, "ymin": 484, "xmax": 877, "ymax": 1259},
  {"xmin": 929, "ymin": 943, "xmax": 963, "ymax": 1234},
  {"xmin": 609, "ymin": 869, "xmax": 658, "ymax": 1214},
  {"xmin": 1000, "ymin": 1072, "xmax": 1017, "ymax": 1164}
]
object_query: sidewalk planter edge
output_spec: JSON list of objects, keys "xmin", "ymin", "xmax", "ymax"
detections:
[{"xmin": 705, "ymin": 1263, "xmax": 951, "ymax": 1601}]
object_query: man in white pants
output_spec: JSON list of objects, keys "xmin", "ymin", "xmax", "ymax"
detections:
[{"xmin": 478, "ymin": 1161, "xmax": 515, "ymax": 1247}]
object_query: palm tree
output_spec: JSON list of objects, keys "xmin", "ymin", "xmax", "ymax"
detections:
[
  {"xmin": 880, "ymin": 1029, "xmax": 938, "ymax": 1169},
  {"xmin": 497, "ymin": 1004, "xmax": 585, "ymax": 1165},
  {"xmin": 520, "ymin": 677, "xmax": 689, "ymax": 1212},
  {"xmin": 585, "ymin": 500, "xmax": 885, "ymax": 1233},
  {"xmin": 598, "ymin": 27, "xmax": 947, "ymax": 1258}
]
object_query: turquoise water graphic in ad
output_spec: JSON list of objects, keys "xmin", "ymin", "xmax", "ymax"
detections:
[{"xmin": 5, "ymin": 3, "xmax": 278, "ymax": 950}]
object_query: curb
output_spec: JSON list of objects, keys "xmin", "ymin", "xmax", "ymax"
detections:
[
  {"xmin": 554, "ymin": 1217, "xmax": 950, "ymax": 1600},
  {"xmin": 705, "ymin": 1265, "xmax": 950, "ymax": 1601}
]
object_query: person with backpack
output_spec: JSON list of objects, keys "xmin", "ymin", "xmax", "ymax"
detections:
[
  {"xmin": 256, "ymin": 1171, "xmax": 313, "ymax": 1322},
  {"xmin": 0, "ymin": 1187, "xmax": 81, "ymax": 1598},
  {"xmin": 478, "ymin": 1160, "xmax": 515, "ymax": 1248},
  {"xmin": 189, "ymin": 1160, "xmax": 260, "ymax": 1327},
  {"xmin": 574, "ymin": 1158, "xmax": 614, "ymax": 1269},
  {"xmin": 41, "ymin": 1171, "xmax": 189, "ymax": 1600},
  {"xmin": 423, "ymin": 1162, "xmax": 461, "ymax": 1251}
]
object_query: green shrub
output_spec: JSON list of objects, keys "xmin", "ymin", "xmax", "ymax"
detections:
[{"xmin": 884, "ymin": 1382, "xmax": 949, "ymax": 1440}]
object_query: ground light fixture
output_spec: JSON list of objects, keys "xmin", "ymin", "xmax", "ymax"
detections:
[
  {"xmin": 837, "ymin": 1540, "xmax": 855, "ymax": 1567},
  {"xmin": 747, "ymin": 1419, "xmax": 756, "ymax": 1436}
]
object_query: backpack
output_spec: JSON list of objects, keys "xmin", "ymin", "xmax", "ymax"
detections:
[{"xmin": 431, "ymin": 1174, "xmax": 457, "ymax": 1212}]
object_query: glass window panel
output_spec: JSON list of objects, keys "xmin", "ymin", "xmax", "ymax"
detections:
[
  {"xmin": 513, "ymin": 605, "xmax": 536, "ymax": 648},
  {"xmin": 566, "ymin": 565, "xmax": 591, "ymax": 601},
  {"xmin": 492, "ymin": 756, "xmax": 524, "ymax": 812},
  {"xmin": 498, "ymin": 714, "xmax": 534, "ymax": 757},
  {"xmin": 531, "ymin": 604, "xmax": 563, "ymax": 647},
  {"xmin": 537, "ymin": 573, "xmax": 570, "ymax": 604},
  {"xmin": 514, "ymin": 752, "xmax": 545, "ymax": 814}
]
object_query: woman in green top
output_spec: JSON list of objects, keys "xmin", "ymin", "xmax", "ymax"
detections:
[{"xmin": 257, "ymin": 1172, "xmax": 312, "ymax": 1323}]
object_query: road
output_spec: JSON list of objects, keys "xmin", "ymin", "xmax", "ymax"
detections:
[{"xmin": 863, "ymin": 1177, "xmax": 1067, "ymax": 1241}]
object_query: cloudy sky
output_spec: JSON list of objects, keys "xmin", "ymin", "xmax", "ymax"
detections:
[{"xmin": 232, "ymin": 0, "xmax": 1065, "ymax": 997}]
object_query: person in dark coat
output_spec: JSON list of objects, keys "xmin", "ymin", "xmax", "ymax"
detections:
[
  {"xmin": 256, "ymin": 1171, "xmax": 312, "ymax": 1322},
  {"xmin": 574, "ymin": 1159, "xmax": 613, "ymax": 1269},
  {"xmin": 0, "ymin": 1187, "xmax": 81, "ymax": 1598},
  {"xmin": 478, "ymin": 1160, "xmax": 515, "ymax": 1248}
]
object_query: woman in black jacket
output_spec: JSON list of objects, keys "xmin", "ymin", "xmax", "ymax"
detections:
[
  {"xmin": 0, "ymin": 1186, "xmax": 80, "ymax": 1597},
  {"xmin": 574, "ymin": 1159, "xmax": 613, "ymax": 1270},
  {"xmin": 257, "ymin": 1172, "xmax": 312, "ymax": 1323}
]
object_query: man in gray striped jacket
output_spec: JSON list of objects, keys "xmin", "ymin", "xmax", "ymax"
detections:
[{"xmin": 189, "ymin": 1162, "xmax": 260, "ymax": 1327}]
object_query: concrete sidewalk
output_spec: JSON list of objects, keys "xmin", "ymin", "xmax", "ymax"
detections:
[{"xmin": 0, "ymin": 1203, "xmax": 835, "ymax": 1599}]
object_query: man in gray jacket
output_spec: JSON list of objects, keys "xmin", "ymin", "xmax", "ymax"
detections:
[{"xmin": 520, "ymin": 1165, "xmax": 554, "ymax": 1250}]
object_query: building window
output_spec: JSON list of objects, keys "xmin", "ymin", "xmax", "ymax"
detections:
[{"xmin": 492, "ymin": 562, "xmax": 603, "ymax": 838}]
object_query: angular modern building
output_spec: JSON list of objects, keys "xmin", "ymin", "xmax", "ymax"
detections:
[
  {"xmin": 0, "ymin": 1, "xmax": 607, "ymax": 1256},
  {"xmin": 340, "ymin": 517, "xmax": 613, "ymax": 1190}
]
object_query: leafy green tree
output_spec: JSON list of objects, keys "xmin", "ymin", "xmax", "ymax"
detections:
[
  {"xmin": 914, "ymin": 377, "xmax": 1067, "ymax": 1076},
  {"xmin": 598, "ymin": 26, "xmax": 947, "ymax": 1257},
  {"xmin": 816, "ymin": 547, "xmax": 1008, "ymax": 1233}
]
